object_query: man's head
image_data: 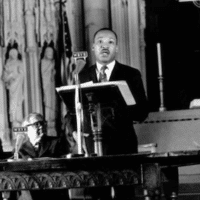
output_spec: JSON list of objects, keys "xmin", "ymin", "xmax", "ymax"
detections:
[
  {"xmin": 21, "ymin": 113, "xmax": 46, "ymax": 147},
  {"xmin": 92, "ymin": 28, "xmax": 118, "ymax": 65}
]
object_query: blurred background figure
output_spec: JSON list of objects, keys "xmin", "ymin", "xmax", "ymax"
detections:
[
  {"xmin": 41, "ymin": 46, "xmax": 57, "ymax": 136},
  {"xmin": 2, "ymin": 48, "xmax": 24, "ymax": 128}
]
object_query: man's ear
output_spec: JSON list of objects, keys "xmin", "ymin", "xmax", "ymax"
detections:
[{"xmin": 92, "ymin": 45, "xmax": 95, "ymax": 51}]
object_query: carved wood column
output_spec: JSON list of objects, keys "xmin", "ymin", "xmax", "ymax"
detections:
[
  {"xmin": 66, "ymin": 0, "xmax": 85, "ymax": 52},
  {"xmin": 24, "ymin": 0, "xmax": 43, "ymax": 115},
  {"xmin": 0, "ymin": 47, "xmax": 12, "ymax": 151}
]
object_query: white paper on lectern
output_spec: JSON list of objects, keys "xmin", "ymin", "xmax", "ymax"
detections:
[{"xmin": 56, "ymin": 80, "xmax": 136, "ymax": 106}]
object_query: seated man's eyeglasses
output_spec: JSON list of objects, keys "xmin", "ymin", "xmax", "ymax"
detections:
[{"xmin": 26, "ymin": 121, "xmax": 46, "ymax": 129}]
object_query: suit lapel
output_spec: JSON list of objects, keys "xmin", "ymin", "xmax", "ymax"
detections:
[
  {"xmin": 38, "ymin": 137, "xmax": 50, "ymax": 157},
  {"xmin": 20, "ymin": 141, "xmax": 38, "ymax": 158},
  {"xmin": 109, "ymin": 61, "xmax": 121, "ymax": 81},
  {"xmin": 89, "ymin": 65, "xmax": 98, "ymax": 83}
]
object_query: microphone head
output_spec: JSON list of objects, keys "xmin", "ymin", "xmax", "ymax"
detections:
[
  {"xmin": 15, "ymin": 133, "xmax": 27, "ymax": 152},
  {"xmin": 73, "ymin": 51, "xmax": 88, "ymax": 59},
  {"xmin": 74, "ymin": 59, "xmax": 86, "ymax": 74},
  {"xmin": 73, "ymin": 51, "xmax": 88, "ymax": 74}
]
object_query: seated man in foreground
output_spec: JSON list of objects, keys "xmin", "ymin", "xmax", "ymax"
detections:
[
  {"xmin": 17, "ymin": 112, "xmax": 69, "ymax": 158},
  {"xmin": 15, "ymin": 112, "xmax": 70, "ymax": 200}
]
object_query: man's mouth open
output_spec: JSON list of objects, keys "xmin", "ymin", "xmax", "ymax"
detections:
[{"xmin": 101, "ymin": 50, "xmax": 109, "ymax": 56}]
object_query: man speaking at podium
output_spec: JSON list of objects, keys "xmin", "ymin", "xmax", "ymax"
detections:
[
  {"xmin": 68, "ymin": 28, "xmax": 149, "ymax": 199},
  {"xmin": 77, "ymin": 28, "xmax": 149, "ymax": 155}
]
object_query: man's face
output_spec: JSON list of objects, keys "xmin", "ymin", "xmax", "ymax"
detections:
[
  {"xmin": 26, "ymin": 119, "xmax": 46, "ymax": 147},
  {"xmin": 92, "ymin": 30, "xmax": 118, "ymax": 65}
]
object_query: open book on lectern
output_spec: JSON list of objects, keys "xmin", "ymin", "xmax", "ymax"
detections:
[{"xmin": 56, "ymin": 81, "xmax": 136, "ymax": 110}]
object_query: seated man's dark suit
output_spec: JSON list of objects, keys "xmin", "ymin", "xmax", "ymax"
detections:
[{"xmin": 19, "ymin": 135, "xmax": 69, "ymax": 158}]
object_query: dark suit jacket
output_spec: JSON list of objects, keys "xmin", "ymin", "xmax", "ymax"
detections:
[
  {"xmin": 18, "ymin": 135, "xmax": 69, "ymax": 159},
  {"xmin": 77, "ymin": 61, "xmax": 149, "ymax": 155}
]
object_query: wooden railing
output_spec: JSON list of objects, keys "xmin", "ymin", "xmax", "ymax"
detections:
[{"xmin": 0, "ymin": 150, "xmax": 200, "ymax": 199}]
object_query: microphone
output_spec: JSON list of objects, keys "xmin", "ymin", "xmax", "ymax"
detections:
[
  {"xmin": 73, "ymin": 51, "xmax": 88, "ymax": 59},
  {"xmin": 14, "ymin": 133, "xmax": 26, "ymax": 159},
  {"xmin": 73, "ymin": 52, "xmax": 88, "ymax": 155},
  {"xmin": 73, "ymin": 51, "xmax": 88, "ymax": 74},
  {"xmin": 13, "ymin": 127, "xmax": 28, "ymax": 160},
  {"xmin": 15, "ymin": 133, "xmax": 26, "ymax": 151},
  {"xmin": 74, "ymin": 59, "xmax": 86, "ymax": 74}
]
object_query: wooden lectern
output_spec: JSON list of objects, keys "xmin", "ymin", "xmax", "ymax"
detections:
[{"xmin": 56, "ymin": 81, "xmax": 135, "ymax": 156}]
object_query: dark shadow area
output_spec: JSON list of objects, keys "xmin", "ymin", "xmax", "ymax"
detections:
[{"xmin": 145, "ymin": 0, "xmax": 200, "ymax": 111}]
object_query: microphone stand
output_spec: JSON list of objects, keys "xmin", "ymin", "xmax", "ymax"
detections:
[
  {"xmin": 73, "ymin": 52, "xmax": 88, "ymax": 156},
  {"xmin": 74, "ymin": 72, "xmax": 84, "ymax": 155},
  {"xmin": 13, "ymin": 127, "xmax": 28, "ymax": 160}
]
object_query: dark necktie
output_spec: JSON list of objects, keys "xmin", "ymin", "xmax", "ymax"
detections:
[{"xmin": 99, "ymin": 65, "xmax": 108, "ymax": 82}]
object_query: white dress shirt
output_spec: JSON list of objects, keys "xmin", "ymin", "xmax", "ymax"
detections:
[{"xmin": 96, "ymin": 60, "xmax": 115, "ymax": 81}]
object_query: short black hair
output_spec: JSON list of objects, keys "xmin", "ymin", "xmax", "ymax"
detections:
[{"xmin": 93, "ymin": 28, "xmax": 118, "ymax": 43}]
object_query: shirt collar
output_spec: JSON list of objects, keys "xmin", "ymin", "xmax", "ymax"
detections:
[{"xmin": 96, "ymin": 60, "xmax": 116, "ymax": 72}]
